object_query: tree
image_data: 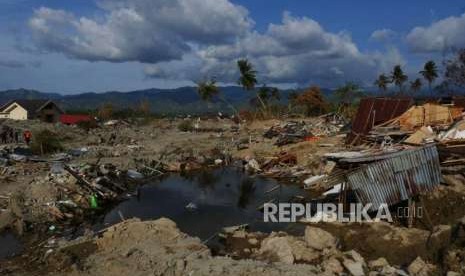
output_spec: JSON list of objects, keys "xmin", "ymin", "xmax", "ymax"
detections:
[
  {"xmin": 292, "ymin": 86, "xmax": 328, "ymax": 116},
  {"xmin": 391, "ymin": 65, "xmax": 408, "ymax": 94},
  {"xmin": 138, "ymin": 99, "xmax": 151, "ymax": 116},
  {"xmin": 410, "ymin": 78, "xmax": 422, "ymax": 94},
  {"xmin": 237, "ymin": 59, "xmax": 266, "ymax": 110},
  {"xmin": 196, "ymin": 79, "xmax": 220, "ymax": 102},
  {"xmin": 444, "ymin": 49, "xmax": 465, "ymax": 88},
  {"xmin": 334, "ymin": 82, "xmax": 364, "ymax": 116},
  {"xmin": 98, "ymin": 102, "xmax": 114, "ymax": 120},
  {"xmin": 374, "ymin": 74, "xmax": 390, "ymax": 94},
  {"xmin": 420, "ymin": 60, "xmax": 438, "ymax": 96},
  {"xmin": 197, "ymin": 78, "xmax": 240, "ymax": 118},
  {"xmin": 335, "ymin": 82, "xmax": 364, "ymax": 105},
  {"xmin": 257, "ymin": 85, "xmax": 280, "ymax": 105}
]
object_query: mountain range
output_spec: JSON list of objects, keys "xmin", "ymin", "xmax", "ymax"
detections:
[{"xmin": 0, "ymin": 87, "xmax": 332, "ymax": 115}]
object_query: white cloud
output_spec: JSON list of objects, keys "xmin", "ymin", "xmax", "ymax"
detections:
[
  {"xmin": 370, "ymin": 28, "xmax": 397, "ymax": 42},
  {"xmin": 145, "ymin": 12, "xmax": 404, "ymax": 87},
  {"xmin": 29, "ymin": 0, "xmax": 252, "ymax": 63},
  {"xmin": 28, "ymin": 2, "xmax": 404, "ymax": 87},
  {"xmin": 406, "ymin": 13, "xmax": 465, "ymax": 53}
]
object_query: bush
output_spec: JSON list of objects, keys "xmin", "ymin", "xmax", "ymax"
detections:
[
  {"xmin": 177, "ymin": 120, "xmax": 194, "ymax": 132},
  {"xmin": 77, "ymin": 120, "xmax": 98, "ymax": 131},
  {"xmin": 30, "ymin": 129, "xmax": 64, "ymax": 155}
]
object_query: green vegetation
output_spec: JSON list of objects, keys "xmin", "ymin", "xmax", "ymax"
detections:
[
  {"xmin": 177, "ymin": 120, "xmax": 194, "ymax": 132},
  {"xmin": 31, "ymin": 129, "xmax": 64, "ymax": 155},
  {"xmin": 391, "ymin": 65, "xmax": 408, "ymax": 94}
]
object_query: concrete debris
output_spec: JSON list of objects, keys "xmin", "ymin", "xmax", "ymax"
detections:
[
  {"xmin": 304, "ymin": 226, "xmax": 337, "ymax": 250},
  {"xmin": 408, "ymin": 256, "xmax": 437, "ymax": 276}
]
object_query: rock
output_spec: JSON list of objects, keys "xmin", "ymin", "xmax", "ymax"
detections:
[
  {"xmin": 259, "ymin": 236, "xmax": 294, "ymax": 264},
  {"xmin": 289, "ymin": 239, "xmax": 320, "ymax": 263},
  {"xmin": 447, "ymin": 272, "xmax": 461, "ymax": 276},
  {"xmin": 408, "ymin": 257, "xmax": 437, "ymax": 276},
  {"xmin": 343, "ymin": 259, "xmax": 365, "ymax": 276},
  {"xmin": 368, "ymin": 257, "xmax": 389, "ymax": 270},
  {"xmin": 245, "ymin": 159, "xmax": 261, "ymax": 172},
  {"xmin": 430, "ymin": 225, "xmax": 452, "ymax": 248},
  {"xmin": 232, "ymin": 230, "xmax": 247, "ymax": 239},
  {"xmin": 304, "ymin": 226, "xmax": 336, "ymax": 250},
  {"xmin": 322, "ymin": 257, "xmax": 344, "ymax": 274},
  {"xmin": 248, "ymin": 238, "xmax": 259, "ymax": 245},
  {"xmin": 344, "ymin": 250, "xmax": 365, "ymax": 266}
]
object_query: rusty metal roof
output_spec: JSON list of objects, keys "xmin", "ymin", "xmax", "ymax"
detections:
[
  {"xmin": 347, "ymin": 97, "xmax": 413, "ymax": 145},
  {"xmin": 346, "ymin": 145, "xmax": 441, "ymax": 211}
]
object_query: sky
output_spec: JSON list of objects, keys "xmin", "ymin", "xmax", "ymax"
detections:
[{"xmin": 1, "ymin": 0, "xmax": 465, "ymax": 94}]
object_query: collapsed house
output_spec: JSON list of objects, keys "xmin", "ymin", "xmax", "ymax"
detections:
[{"xmin": 312, "ymin": 96, "xmax": 465, "ymax": 219}]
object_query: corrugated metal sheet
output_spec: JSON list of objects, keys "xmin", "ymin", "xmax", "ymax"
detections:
[
  {"xmin": 347, "ymin": 97, "xmax": 413, "ymax": 145},
  {"xmin": 346, "ymin": 145, "xmax": 440, "ymax": 211}
]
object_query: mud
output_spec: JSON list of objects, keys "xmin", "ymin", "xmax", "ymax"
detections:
[{"xmin": 1, "ymin": 117, "xmax": 465, "ymax": 275}]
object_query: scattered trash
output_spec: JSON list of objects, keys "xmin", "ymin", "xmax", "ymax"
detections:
[{"xmin": 185, "ymin": 202, "xmax": 197, "ymax": 211}]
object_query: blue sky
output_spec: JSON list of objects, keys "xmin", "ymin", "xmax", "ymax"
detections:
[{"xmin": 1, "ymin": 0, "xmax": 465, "ymax": 93}]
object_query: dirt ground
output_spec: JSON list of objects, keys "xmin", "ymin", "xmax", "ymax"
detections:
[{"xmin": 1, "ymin": 117, "xmax": 465, "ymax": 275}]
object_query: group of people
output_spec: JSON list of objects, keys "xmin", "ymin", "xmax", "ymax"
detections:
[{"xmin": 0, "ymin": 126, "xmax": 32, "ymax": 145}]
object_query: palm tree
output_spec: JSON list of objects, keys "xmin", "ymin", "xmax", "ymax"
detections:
[
  {"xmin": 197, "ymin": 78, "xmax": 240, "ymax": 118},
  {"xmin": 197, "ymin": 79, "xmax": 219, "ymax": 102},
  {"xmin": 420, "ymin": 60, "xmax": 438, "ymax": 96},
  {"xmin": 391, "ymin": 65, "xmax": 408, "ymax": 95},
  {"xmin": 237, "ymin": 59, "xmax": 266, "ymax": 110},
  {"xmin": 374, "ymin": 74, "xmax": 390, "ymax": 95},
  {"xmin": 410, "ymin": 78, "xmax": 422, "ymax": 94}
]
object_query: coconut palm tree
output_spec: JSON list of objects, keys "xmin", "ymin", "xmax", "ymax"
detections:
[
  {"xmin": 374, "ymin": 74, "xmax": 390, "ymax": 94},
  {"xmin": 410, "ymin": 78, "xmax": 422, "ymax": 94},
  {"xmin": 391, "ymin": 65, "xmax": 408, "ymax": 94},
  {"xmin": 197, "ymin": 78, "xmax": 240, "ymax": 118},
  {"xmin": 196, "ymin": 79, "xmax": 219, "ymax": 102},
  {"xmin": 237, "ymin": 59, "xmax": 266, "ymax": 110},
  {"xmin": 420, "ymin": 60, "xmax": 438, "ymax": 96}
]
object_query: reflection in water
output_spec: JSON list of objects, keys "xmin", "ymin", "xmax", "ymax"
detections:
[
  {"xmin": 0, "ymin": 232, "xmax": 23, "ymax": 260},
  {"xmin": 237, "ymin": 177, "xmax": 256, "ymax": 208},
  {"xmin": 103, "ymin": 167, "xmax": 306, "ymax": 239}
]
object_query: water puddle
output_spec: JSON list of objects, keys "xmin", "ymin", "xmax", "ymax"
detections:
[
  {"xmin": 0, "ymin": 232, "xmax": 23, "ymax": 260},
  {"xmin": 103, "ymin": 167, "xmax": 306, "ymax": 239}
]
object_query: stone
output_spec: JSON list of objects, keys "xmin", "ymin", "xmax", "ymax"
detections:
[
  {"xmin": 248, "ymin": 238, "xmax": 259, "ymax": 245},
  {"xmin": 446, "ymin": 272, "xmax": 461, "ymax": 276},
  {"xmin": 304, "ymin": 226, "xmax": 336, "ymax": 250},
  {"xmin": 343, "ymin": 259, "xmax": 365, "ymax": 276},
  {"xmin": 259, "ymin": 236, "xmax": 294, "ymax": 264},
  {"xmin": 322, "ymin": 257, "xmax": 344, "ymax": 274},
  {"xmin": 232, "ymin": 230, "xmax": 247, "ymax": 239},
  {"xmin": 368, "ymin": 257, "xmax": 389, "ymax": 270},
  {"xmin": 408, "ymin": 257, "xmax": 437, "ymax": 276},
  {"xmin": 289, "ymin": 239, "xmax": 320, "ymax": 263},
  {"xmin": 430, "ymin": 225, "xmax": 452, "ymax": 248},
  {"xmin": 344, "ymin": 250, "xmax": 366, "ymax": 268}
]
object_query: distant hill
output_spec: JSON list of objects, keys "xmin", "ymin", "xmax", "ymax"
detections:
[{"xmin": 0, "ymin": 87, "xmax": 333, "ymax": 115}]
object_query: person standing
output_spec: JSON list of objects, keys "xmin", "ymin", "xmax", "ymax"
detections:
[
  {"xmin": 0, "ymin": 130, "xmax": 6, "ymax": 144},
  {"xmin": 23, "ymin": 130, "xmax": 32, "ymax": 146}
]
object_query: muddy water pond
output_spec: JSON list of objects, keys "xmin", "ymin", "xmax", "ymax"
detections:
[{"xmin": 103, "ymin": 167, "xmax": 306, "ymax": 240}]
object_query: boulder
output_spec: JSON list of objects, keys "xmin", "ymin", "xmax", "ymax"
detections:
[
  {"xmin": 343, "ymin": 259, "xmax": 365, "ymax": 276},
  {"xmin": 304, "ymin": 226, "xmax": 336, "ymax": 250},
  {"xmin": 322, "ymin": 257, "xmax": 344, "ymax": 274},
  {"xmin": 408, "ymin": 257, "xmax": 437, "ymax": 276},
  {"xmin": 259, "ymin": 236, "xmax": 294, "ymax": 264},
  {"xmin": 289, "ymin": 239, "xmax": 320, "ymax": 263},
  {"xmin": 368, "ymin": 257, "xmax": 389, "ymax": 270}
]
